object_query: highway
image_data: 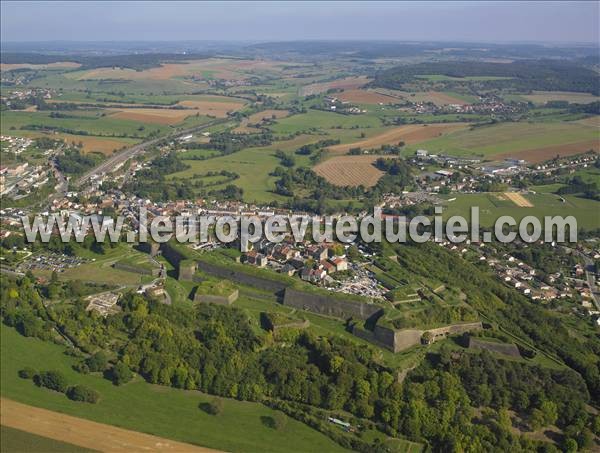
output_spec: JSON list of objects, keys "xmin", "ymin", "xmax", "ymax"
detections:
[{"xmin": 75, "ymin": 118, "xmax": 228, "ymax": 186}]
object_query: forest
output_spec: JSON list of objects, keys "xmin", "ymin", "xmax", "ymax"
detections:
[{"xmin": 373, "ymin": 60, "xmax": 600, "ymax": 95}]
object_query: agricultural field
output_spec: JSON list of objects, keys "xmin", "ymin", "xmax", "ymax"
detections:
[
  {"xmin": 66, "ymin": 58, "xmax": 293, "ymax": 82},
  {"xmin": 0, "ymin": 425, "xmax": 97, "ymax": 453},
  {"xmin": 371, "ymin": 89, "xmax": 479, "ymax": 105},
  {"xmin": 169, "ymin": 134, "xmax": 325, "ymax": 203},
  {"xmin": 411, "ymin": 121, "xmax": 600, "ymax": 161},
  {"xmin": 0, "ymin": 326, "xmax": 346, "ymax": 453},
  {"xmin": 270, "ymin": 109, "xmax": 383, "ymax": 135},
  {"xmin": 327, "ymin": 122, "xmax": 468, "ymax": 154},
  {"xmin": 109, "ymin": 108, "xmax": 205, "ymax": 125},
  {"xmin": 298, "ymin": 76, "xmax": 370, "ymax": 96},
  {"xmin": 521, "ymin": 91, "xmax": 600, "ymax": 105},
  {"xmin": 336, "ymin": 89, "xmax": 398, "ymax": 105},
  {"xmin": 441, "ymin": 192, "xmax": 600, "ymax": 230},
  {"xmin": 313, "ymin": 155, "xmax": 385, "ymax": 187}
]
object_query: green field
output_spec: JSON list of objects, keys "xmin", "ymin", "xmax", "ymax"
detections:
[
  {"xmin": 169, "ymin": 134, "xmax": 327, "ymax": 203},
  {"xmin": 406, "ymin": 121, "xmax": 599, "ymax": 158},
  {"xmin": 0, "ymin": 326, "xmax": 347, "ymax": 453},
  {"xmin": 270, "ymin": 109, "xmax": 382, "ymax": 135},
  {"xmin": 0, "ymin": 426, "xmax": 97, "ymax": 453},
  {"xmin": 442, "ymin": 192, "xmax": 600, "ymax": 230}
]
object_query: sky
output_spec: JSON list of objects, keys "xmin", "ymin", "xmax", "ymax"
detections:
[{"xmin": 1, "ymin": 1, "xmax": 598, "ymax": 44}]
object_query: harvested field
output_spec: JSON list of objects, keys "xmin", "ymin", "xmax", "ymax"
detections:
[
  {"xmin": 337, "ymin": 89, "xmax": 397, "ymax": 105},
  {"xmin": 248, "ymin": 109, "xmax": 290, "ymax": 123},
  {"xmin": 110, "ymin": 108, "xmax": 195, "ymax": 124},
  {"xmin": 177, "ymin": 100, "xmax": 245, "ymax": 118},
  {"xmin": 313, "ymin": 155, "xmax": 385, "ymax": 187},
  {"xmin": 504, "ymin": 192, "xmax": 534, "ymax": 208},
  {"xmin": 299, "ymin": 76, "xmax": 371, "ymax": 96},
  {"xmin": 1, "ymin": 62, "xmax": 81, "ymax": 71},
  {"xmin": 493, "ymin": 139, "xmax": 599, "ymax": 163},
  {"xmin": 22, "ymin": 132, "xmax": 133, "ymax": 155},
  {"xmin": 0, "ymin": 398, "xmax": 220, "ymax": 452},
  {"xmin": 73, "ymin": 59, "xmax": 289, "ymax": 82},
  {"xmin": 327, "ymin": 123, "xmax": 468, "ymax": 154}
]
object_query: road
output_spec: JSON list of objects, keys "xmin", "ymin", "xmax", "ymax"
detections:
[
  {"xmin": 76, "ymin": 118, "xmax": 228, "ymax": 186},
  {"xmin": 570, "ymin": 247, "xmax": 600, "ymax": 311}
]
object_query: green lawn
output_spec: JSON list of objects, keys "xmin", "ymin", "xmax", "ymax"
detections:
[
  {"xmin": 270, "ymin": 109, "xmax": 382, "ymax": 135},
  {"xmin": 441, "ymin": 192, "xmax": 600, "ymax": 230},
  {"xmin": 0, "ymin": 326, "xmax": 347, "ymax": 453},
  {"xmin": 0, "ymin": 425, "xmax": 97, "ymax": 453}
]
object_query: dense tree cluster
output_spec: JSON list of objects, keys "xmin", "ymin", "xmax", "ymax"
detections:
[
  {"xmin": 373, "ymin": 60, "xmax": 600, "ymax": 95},
  {"xmin": 55, "ymin": 149, "xmax": 103, "ymax": 176},
  {"xmin": 2, "ymin": 245, "xmax": 600, "ymax": 450}
]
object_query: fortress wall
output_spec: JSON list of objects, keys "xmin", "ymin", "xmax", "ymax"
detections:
[
  {"xmin": 196, "ymin": 261, "xmax": 287, "ymax": 293},
  {"xmin": 160, "ymin": 243, "xmax": 188, "ymax": 268},
  {"xmin": 194, "ymin": 290, "xmax": 239, "ymax": 306},
  {"xmin": 112, "ymin": 262, "xmax": 158, "ymax": 276},
  {"xmin": 283, "ymin": 288, "xmax": 382, "ymax": 321}
]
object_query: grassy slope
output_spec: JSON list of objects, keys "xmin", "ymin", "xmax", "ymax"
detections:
[
  {"xmin": 0, "ymin": 425, "xmax": 97, "ymax": 453},
  {"xmin": 0, "ymin": 326, "xmax": 347, "ymax": 453}
]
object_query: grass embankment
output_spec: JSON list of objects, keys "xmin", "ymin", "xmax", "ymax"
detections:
[{"xmin": 0, "ymin": 326, "xmax": 347, "ymax": 453}]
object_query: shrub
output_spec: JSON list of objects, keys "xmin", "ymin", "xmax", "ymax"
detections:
[
  {"xmin": 110, "ymin": 362, "xmax": 133, "ymax": 385},
  {"xmin": 73, "ymin": 362, "xmax": 90, "ymax": 374},
  {"xmin": 67, "ymin": 385, "xmax": 100, "ymax": 403},
  {"xmin": 201, "ymin": 398, "xmax": 224, "ymax": 415},
  {"xmin": 273, "ymin": 411, "xmax": 288, "ymax": 430},
  {"xmin": 35, "ymin": 370, "xmax": 69, "ymax": 393},
  {"xmin": 85, "ymin": 351, "xmax": 108, "ymax": 372},
  {"xmin": 18, "ymin": 367, "xmax": 37, "ymax": 379}
]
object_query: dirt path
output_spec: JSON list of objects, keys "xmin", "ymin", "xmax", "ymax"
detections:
[
  {"xmin": 0, "ymin": 398, "xmax": 223, "ymax": 452},
  {"xmin": 504, "ymin": 192, "xmax": 534, "ymax": 207}
]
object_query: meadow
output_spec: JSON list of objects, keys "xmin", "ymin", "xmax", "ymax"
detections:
[
  {"xmin": 408, "ymin": 120, "xmax": 600, "ymax": 161},
  {"xmin": 0, "ymin": 326, "xmax": 347, "ymax": 453},
  {"xmin": 0, "ymin": 425, "xmax": 96, "ymax": 453},
  {"xmin": 169, "ymin": 134, "xmax": 328, "ymax": 203},
  {"xmin": 441, "ymin": 192, "xmax": 600, "ymax": 230}
]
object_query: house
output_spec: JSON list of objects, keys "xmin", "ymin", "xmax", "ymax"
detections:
[
  {"xmin": 330, "ymin": 257, "xmax": 348, "ymax": 272},
  {"xmin": 273, "ymin": 245, "xmax": 296, "ymax": 262},
  {"xmin": 243, "ymin": 251, "xmax": 267, "ymax": 268},
  {"xmin": 308, "ymin": 245, "xmax": 328, "ymax": 261},
  {"xmin": 280, "ymin": 264, "xmax": 296, "ymax": 276},
  {"xmin": 301, "ymin": 268, "xmax": 326, "ymax": 283},
  {"xmin": 320, "ymin": 260, "xmax": 336, "ymax": 274}
]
